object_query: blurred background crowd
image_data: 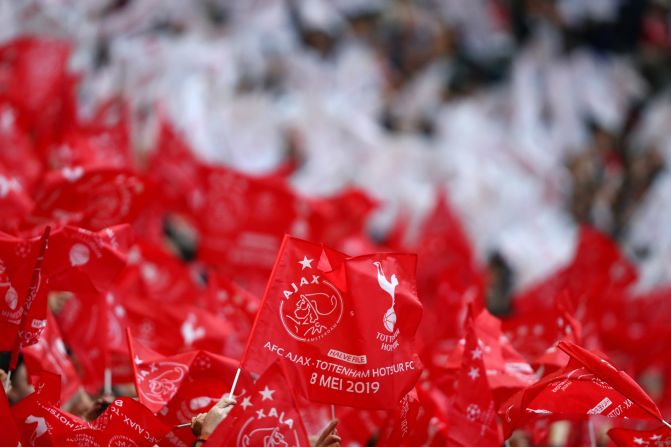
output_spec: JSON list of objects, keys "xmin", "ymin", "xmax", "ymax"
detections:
[
  {"xmin": 2, "ymin": 0, "xmax": 671, "ymax": 445},
  {"xmin": 4, "ymin": 0, "xmax": 671, "ymax": 296}
]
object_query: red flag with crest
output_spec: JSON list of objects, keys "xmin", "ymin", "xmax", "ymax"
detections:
[
  {"xmin": 206, "ymin": 360, "xmax": 311, "ymax": 447},
  {"xmin": 241, "ymin": 235, "xmax": 423, "ymax": 409}
]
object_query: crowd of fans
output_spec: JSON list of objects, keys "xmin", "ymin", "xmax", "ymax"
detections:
[{"xmin": 2, "ymin": 0, "xmax": 671, "ymax": 446}]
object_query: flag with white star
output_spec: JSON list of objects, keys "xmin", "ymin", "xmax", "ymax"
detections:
[
  {"xmin": 447, "ymin": 311, "xmax": 502, "ymax": 447},
  {"xmin": 609, "ymin": 425, "xmax": 671, "ymax": 447},
  {"xmin": 239, "ymin": 235, "xmax": 423, "ymax": 410},
  {"xmin": 205, "ymin": 359, "xmax": 310, "ymax": 447}
]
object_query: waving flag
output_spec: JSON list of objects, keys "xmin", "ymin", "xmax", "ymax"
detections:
[
  {"xmin": 206, "ymin": 360, "xmax": 310, "ymax": 447},
  {"xmin": 241, "ymin": 235, "xmax": 423, "ymax": 409},
  {"xmin": 22, "ymin": 312, "xmax": 82, "ymax": 404},
  {"xmin": 608, "ymin": 425, "xmax": 671, "ymax": 447},
  {"xmin": 0, "ymin": 382, "xmax": 22, "ymax": 447},
  {"xmin": 447, "ymin": 312, "xmax": 502, "ymax": 446},
  {"xmin": 500, "ymin": 343, "xmax": 665, "ymax": 438}
]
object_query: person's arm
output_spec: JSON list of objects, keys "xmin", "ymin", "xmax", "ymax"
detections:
[{"xmin": 191, "ymin": 397, "xmax": 236, "ymax": 446}]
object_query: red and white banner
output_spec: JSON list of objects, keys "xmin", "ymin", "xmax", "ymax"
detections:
[{"xmin": 241, "ymin": 235, "xmax": 423, "ymax": 409}]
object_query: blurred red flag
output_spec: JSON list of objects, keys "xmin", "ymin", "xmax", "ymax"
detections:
[
  {"xmin": 11, "ymin": 390, "xmax": 87, "ymax": 447},
  {"xmin": 241, "ymin": 235, "xmax": 423, "ymax": 409},
  {"xmin": 23, "ymin": 312, "xmax": 82, "ymax": 404},
  {"xmin": 158, "ymin": 350, "xmax": 253, "ymax": 426},
  {"xmin": 0, "ymin": 380, "xmax": 23, "ymax": 447},
  {"xmin": 447, "ymin": 312, "xmax": 502, "ymax": 447},
  {"xmin": 499, "ymin": 342, "xmax": 665, "ymax": 438},
  {"xmin": 32, "ymin": 168, "xmax": 149, "ymax": 231},
  {"xmin": 608, "ymin": 425, "xmax": 671, "ymax": 446},
  {"xmin": 88, "ymin": 397, "xmax": 170, "ymax": 447},
  {"xmin": 127, "ymin": 330, "xmax": 197, "ymax": 413},
  {"xmin": 206, "ymin": 360, "xmax": 311, "ymax": 447}
]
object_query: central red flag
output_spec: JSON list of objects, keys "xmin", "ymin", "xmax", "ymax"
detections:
[
  {"xmin": 205, "ymin": 360, "xmax": 311, "ymax": 447},
  {"xmin": 240, "ymin": 235, "xmax": 423, "ymax": 410}
]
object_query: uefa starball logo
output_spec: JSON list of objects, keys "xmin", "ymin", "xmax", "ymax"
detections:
[{"xmin": 279, "ymin": 256, "xmax": 344, "ymax": 343}]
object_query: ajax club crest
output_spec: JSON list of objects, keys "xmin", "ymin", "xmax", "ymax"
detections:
[{"xmin": 279, "ymin": 256, "xmax": 344, "ymax": 343}]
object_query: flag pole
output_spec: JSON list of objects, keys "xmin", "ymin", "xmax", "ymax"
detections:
[
  {"xmin": 220, "ymin": 367, "xmax": 242, "ymax": 404},
  {"xmin": 331, "ymin": 404, "xmax": 336, "ymax": 420},
  {"xmin": 588, "ymin": 420, "xmax": 596, "ymax": 447},
  {"xmin": 3, "ymin": 369, "xmax": 11, "ymax": 392},
  {"xmin": 663, "ymin": 420, "xmax": 671, "ymax": 429},
  {"xmin": 104, "ymin": 367, "xmax": 112, "ymax": 395}
]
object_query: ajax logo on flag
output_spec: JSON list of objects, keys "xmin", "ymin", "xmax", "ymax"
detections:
[{"xmin": 279, "ymin": 255, "xmax": 344, "ymax": 342}]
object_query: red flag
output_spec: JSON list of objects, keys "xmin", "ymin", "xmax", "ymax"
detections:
[
  {"xmin": 434, "ymin": 309, "xmax": 536, "ymax": 405},
  {"xmin": 0, "ymin": 380, "xmax": 23, "ymax": 447},
  {"xmin": 608, "ymin": 425, "xmax": 671, "ymax": 447},
  {"xmin": 11, "ymin": 390, "xmax": 87, "ymax": 447},
  {"xmin": 158, "ymin": 350, "xmax": 253, "ymax": 426},
  {"xmin": 127, "ymin": 329, "xmax": 197, "ymax": 413},
  {"xmin": 447, "ymin": 313, "xmax": 502, "ymax": 446},
  {"xmin": 202, "ymin": 270, "xmax": 259, "ymax": 359},
  {"xmin": 241, "ymin": 235, "xmax": 423, "ymax": 409},
  {"xmin": 499, "ymin": 350, "xmax": 664, "ymax": 439},
  {"xmin": 11, "ymin": 226, "xmax": 51, "ymax": 369},
  {"xmin": 557, "ymin": 341, "xmax": 666, "ymax": 424},
  {"xmin": 22, "ymin": 312, "xmax": 82, "ymax": 403},
  {"xmin": 87, "ymin": 397, "xmax": 170, "ymax": 447},
  {"xmin": 44, "ymin": 225, "xmax": 130, "ymax": 294},
  {"xmin": 205, "ymin": 360, "xmax": 311, "ymax": 447},
  {"xmin": 32, "ymin": 168, "xmax": 149, "ymax": 231}
]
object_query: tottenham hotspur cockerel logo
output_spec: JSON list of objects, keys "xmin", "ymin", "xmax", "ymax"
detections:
[{"xmin": 279, "ymin": 256, "xmax": 344, "ymax": 342}]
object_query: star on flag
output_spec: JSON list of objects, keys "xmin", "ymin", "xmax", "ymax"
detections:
[
  {"xmin": 471, "ymin": 347, "xmax": 482, "ymax": 360},
  {"xmin": 240, "ymin": 396, "xmax": 252, "ymax": 410},
  {"xmin": 633, "ymin": 437, "xmax": 645, "ymax": 445},
  {"xmin": 468, "ymin": 367, "xmax": 480, "ymax": 381},
  {"xmin": 259, "ymin": 386, "xmax": 275, "ymax": 401},
  {"xmin": 298, "ymin": 256, "xmax": 313, "ymax": 270}
]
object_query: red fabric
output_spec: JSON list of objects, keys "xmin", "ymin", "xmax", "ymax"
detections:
[
  {"xmin": 499, "ymin": 346, "xmax": 664, "ymax": 439},
  {"xmin": 127, "ymin": 330, "xmax": 197, "ymax": 413},
  {"xmin": 32, "ymin": 168, "xmax": 150, "ymax": 231},
  {"xmin": 11, "ymin": 390, "xmax": 87, "ymax": 447},
  {"xmin": 87, "ymin": 397, "xmax": 170, "ymax": 447},
  {"xmin": 558, "ymin": 341, "xmax": 665, "ymax": 423},
  {"xmin": 205, "ymin": 360, "xmax": 311, "ymax": 447},
  {"xmin": 0, "ymin": 379, "xmax": 23, "ymax": 447},
  {"xmin": 158, "ymin": 350, "xmax": 253, "ymax": 425},
  {"xmin": 23, "ymin": 312, "xmax": 82, "ymax": 404},
  {"xmin": 241, "ymin": 235, "xmax": 423, "ymax": 409},
  {"xmin": 11, "ymin": 227, "xmax": 51, "ymax": 368},
  {"xmin": 447, "ymin": 314, "xmax": 502, "ymax": 447},
  {"xmin": 608, "ymin": 425, "xmax": 671, "ymax": 447}
]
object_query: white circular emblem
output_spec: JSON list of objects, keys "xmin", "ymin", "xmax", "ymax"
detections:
[
  {"xmin": 69, "ymin": 243, "xmax": 90, "ymax": 266},
  {"xmin": 279, "ymin": 280, "xmax": 344, "ymax": 343}
]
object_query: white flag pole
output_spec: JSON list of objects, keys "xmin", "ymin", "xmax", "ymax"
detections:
[
  {"xmin": 331, "ymin": 404, "xmax": 336, "ymax": 420},
  {"xmin": 588, "ymin": 420, "xmax": 597, "ymax": 447},
  {"xmin": 104, "ymin": 367, "xmax": 112, "ymax": 395},
  {"xmin": 218, "ymin": 367, "xmax": 242, "ymax": 405},
  {"xmin": 3, "ymin": 369, "xmax": 11, "ymax": 392}
]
